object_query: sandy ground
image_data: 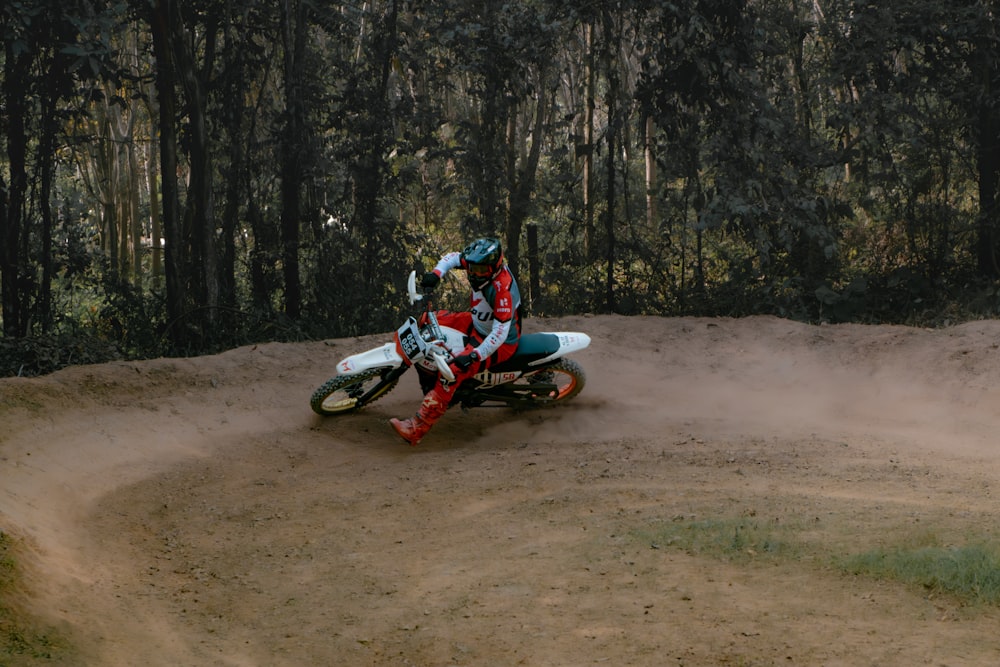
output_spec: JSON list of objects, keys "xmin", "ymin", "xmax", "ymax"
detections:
[{"xmin": 4, "ymin": 314, "xmax": 1000, "ymax": 666}]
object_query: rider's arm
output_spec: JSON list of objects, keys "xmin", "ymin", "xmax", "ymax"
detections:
[
  {"xmin": 475, "ymin": 318, "xmax": 512, "ymax": 360},
  {"xmin": 432, "ymin": 252, "xmax": 462, "ymax": 278}
]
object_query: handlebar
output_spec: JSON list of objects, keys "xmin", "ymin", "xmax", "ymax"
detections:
[
  {"xmin": 433, "ymin": 348, "xmax": 455, "ymax": 382},
  {"xmin": 407, "ymin": 271, "xmax": 423, "ymax": 305}
]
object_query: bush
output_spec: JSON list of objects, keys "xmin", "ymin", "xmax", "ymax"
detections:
[{"xmin": 0, "ymin": 333, "xmax": 121, "ymax": 378}]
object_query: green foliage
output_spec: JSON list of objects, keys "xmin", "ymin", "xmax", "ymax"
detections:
[
  {"xmin": 642, "ymin": 516, "xmax": 799, "ymax": 563},
  {"xmin": 642, "ymin": 514, "xmax": 1000, "ymax": 607},
  {"xmin": 0, "ymin": 333, "xmax": 120, "ymax": 378},
  {"xmin": 300, "ymin": 224, "xmax": 415, "ymax": 338},
  {"xmin": 838, "ymin": 543, "xmax": 1000, "ymax": 606},
  {"xmin": 6, "ymin": 0, "xmax": 1000, "ymax": 368},
  {"xmin": 95, "ymin": 275, "xmax": 167, "ymax": 356}
]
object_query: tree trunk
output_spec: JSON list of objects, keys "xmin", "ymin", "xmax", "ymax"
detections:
[
  {"xmin": 1, "ymin": 45, "xmax": 31, "ymax": 337},
  {"xmin": 219, "ymin": 23, "xmax": 247, "ymax": 310},
  {"xmin": 582, "ymin": 20, "xmax": 596, "ymax": 262},
  {"xmin": 644, "ymin": 113, "xmax": 657, "ymax": 232},
  {"xmin": 474, "ymin": 2, "xmax": 506, "ymax": 236},
  {"xmin": 149, "ymin": 0, "xmax": 186, "ymax": 342},
  {"xmin": 127, "ymin": 109, "xmax": 142, "ymax": 286},
  {"xmin": 248, "ymin": 192, "xmax": 277, "ymax": 313},
  {"xmin": 527, "ymin": 221, "xmax": 539, "ymax": 315},
  {"xmin": 39, "ymin": 69, "xmax": 58, "ymax": 332},
  {"xmin": 976, "ymin": 98, "xmax": 1000, "ymax": 277},
  {"xmin": 601, "ymin": 7, "xmax": 617, "ymax": 313},
  {"xmin": 505, "ymin": 82, "xmax": 549, "ymax": 279},
  {"xmin": 975, "ymin": 19, "xmax": 1000, "ymax": 279},
  {"xmin": 354, "ymin": 0, "xmax": 399, "ymax": 289},
  {"xmin": 178, "ymin": 22, "xmax": 218, "ymax": 327},
  {"xmin": 146, "ymin": 103, "xmax": 163, "ymax": 283},
  {"xmin": 279, "ymin": 0, "xmax": 308, "ymax": 319},
  {"xmin": 151, "ymin": 1, "xmax": 219, "ymax": 334}
]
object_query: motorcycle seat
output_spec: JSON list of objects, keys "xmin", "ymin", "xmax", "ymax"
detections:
[{"xmin": 490, "ymin": 333, "xmax": 560, "ymax": 371}]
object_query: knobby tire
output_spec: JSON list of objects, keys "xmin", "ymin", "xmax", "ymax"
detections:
[
  {"xmin": 310, "ymin": 367, "xmax": 399, "ymax": 416},
  {"xmin": 518, "ymin": 357, "xmax": 586, "ymax": 406}
]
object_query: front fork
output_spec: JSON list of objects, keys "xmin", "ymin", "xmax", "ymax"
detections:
[{"xmin": 360, "ymin": 365, "xmax": 409, "ymax": 405}]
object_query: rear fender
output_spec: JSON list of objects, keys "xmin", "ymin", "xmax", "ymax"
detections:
[{"xmin": 530, "ymin": 332, "xmax": 591, "ymax": 366}]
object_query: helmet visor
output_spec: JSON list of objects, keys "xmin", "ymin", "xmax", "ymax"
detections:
[{"xmin": 467, "ymin": 262, "xmax": 494, "ymax": 279}]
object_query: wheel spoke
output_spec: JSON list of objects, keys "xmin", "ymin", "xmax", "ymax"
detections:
[{"xmin": 310, "ymin": 368, "xmax": 398, "ymax": 416}]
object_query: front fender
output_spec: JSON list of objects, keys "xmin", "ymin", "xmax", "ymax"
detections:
[{"xmin": 336, "ymin": 342, "xmax": 404, "ymax": 376}]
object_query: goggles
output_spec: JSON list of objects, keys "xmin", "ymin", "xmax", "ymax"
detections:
[{"xmin": 467, "ymin": 262, "xmax": 494, "ymax": 278}]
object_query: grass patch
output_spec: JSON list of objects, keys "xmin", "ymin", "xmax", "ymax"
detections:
[
  {"xmin": 640, "ymin": 515, "xmax": 1000, "ymax": 607},
  {"xmin": 837, "ymin": 543, "xmax": 1000, "ymax": 605},
  {"xmin": 641, "ymin": 516, "xmax": 801, "ymax": 562},
  {"xmin": 0, "ymin": 530, "xmax": 65, "ymax": 663}
]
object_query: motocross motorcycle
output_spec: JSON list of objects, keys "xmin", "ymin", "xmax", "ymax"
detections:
[{"xmin": 310, "ymin": 271, "xmax": 591, "ymax": 416}]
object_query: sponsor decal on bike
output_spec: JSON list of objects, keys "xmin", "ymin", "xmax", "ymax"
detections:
[
  {"xmin": 476, "ymin": 371, "xmax": 520, "ymax": 386},
  {"xmin": 339, "ymin": 359, "xmax": 355, "ymax": 373},
  {"xmin": 559, "ymin": 333, "xmax": 582, "ymax": 347}
]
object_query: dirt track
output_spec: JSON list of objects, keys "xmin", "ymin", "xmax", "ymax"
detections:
[{"xmin": 4, "ymin": 314, "xmax": 1000, "ymax": 666}]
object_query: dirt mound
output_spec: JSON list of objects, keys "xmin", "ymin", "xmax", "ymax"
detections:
[{"xmin": 3, "ymin": 315, "xmax": 1000, "ymax": 665}]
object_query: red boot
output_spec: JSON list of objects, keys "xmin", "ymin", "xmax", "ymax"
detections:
[{"xmin": 390, "ymin": 388, "xmax": 449, "ymax": 446}]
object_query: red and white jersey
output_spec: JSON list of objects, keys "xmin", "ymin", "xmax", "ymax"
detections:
[{"xmin": 433, "ymin": 252, "xmax": 522, "ymax": 359}]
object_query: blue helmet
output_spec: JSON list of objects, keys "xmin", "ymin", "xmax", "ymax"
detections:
[{"xmin": 461, "ymin": 237, "xmax": 504, "ymax": 289}]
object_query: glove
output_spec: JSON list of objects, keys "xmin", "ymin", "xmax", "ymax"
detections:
[
  {"xmin": 421, "ymin": 271, "xmax": 441, "ymax": 290},
  {"xmin": 451, "ymin": 346, "xmax": 480, "ymax": 371}
]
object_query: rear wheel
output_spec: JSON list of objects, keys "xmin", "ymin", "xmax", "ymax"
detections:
[
  {"xmin": 310, "ymin": 367, "xmax": 399, "ymax": 415},
  {"xmin": 515, "ymin": 358, "xmax": 586, "ymax": 406}
]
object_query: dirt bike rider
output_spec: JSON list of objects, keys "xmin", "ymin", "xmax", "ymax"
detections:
[{"xmin": 390, "ymin": 236, "xmax": 522, "ymax": 445}]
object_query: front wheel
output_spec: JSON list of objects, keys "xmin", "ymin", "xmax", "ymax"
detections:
[
  {"xmin": 310, "ymin": 367, "xmax": 400, "ymax": 415},
  {"xmin": 514, "ymin": 358, "xmax": 586, "ymax": 407}
]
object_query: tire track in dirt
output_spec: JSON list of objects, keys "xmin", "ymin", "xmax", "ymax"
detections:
[{"xmin": 4, "ymin": 315, "xmax": 1000, "ymax": 665}]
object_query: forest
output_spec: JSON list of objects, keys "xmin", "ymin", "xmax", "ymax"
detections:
[{"xmin": 3, "ymin": 0, "xmax": 1000, "ymax": 376}]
